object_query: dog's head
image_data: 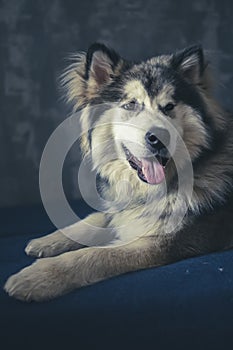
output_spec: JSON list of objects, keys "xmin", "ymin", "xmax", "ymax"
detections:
[{"xmin": 62, "ymin": 43, "xmax": 225, "ymax": 187}]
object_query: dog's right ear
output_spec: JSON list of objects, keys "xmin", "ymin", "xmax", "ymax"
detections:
[
  {"xmin": 85, "ymin": 43, "xmax": 122, "ymax": 88},
  {"xmin": 61, "ymin": 43, "xmax": 123, "ymax": 111}
]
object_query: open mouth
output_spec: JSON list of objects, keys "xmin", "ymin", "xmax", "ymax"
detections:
[{"xmin": 123, "ymin": 145, "xmax": 170, "ymax": 185}]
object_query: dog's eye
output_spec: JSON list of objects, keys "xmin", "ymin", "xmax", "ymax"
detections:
[
  {"xmin": 161, "ymin": 103, "xmax": 175, "ymax": 115},
  {"xmin": 122, "ymin": 100, "xmax": 138, "ymax": 111}
]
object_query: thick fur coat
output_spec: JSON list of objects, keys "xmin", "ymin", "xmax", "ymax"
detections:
[{"xmin": 4, "ymin": 43, "xmax": 233, "ymax": 301}]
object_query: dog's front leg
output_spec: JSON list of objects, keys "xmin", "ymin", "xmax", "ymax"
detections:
[
  {"xmin": 25, "ymin": 212, "xmax": 110, "ymax": 258},
  {"xmin": 5, "ymin": 238, "xmax": 162, "ymax": 302}
]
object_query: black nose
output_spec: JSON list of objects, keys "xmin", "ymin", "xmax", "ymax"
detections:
[{"xmin": 145, "ymin": 129, "xmax": 170, "ymax": 151}]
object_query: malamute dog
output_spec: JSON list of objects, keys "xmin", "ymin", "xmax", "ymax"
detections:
[{"xmin": 4, "ymin": 43, "xmax": 233, "ymax": 301}]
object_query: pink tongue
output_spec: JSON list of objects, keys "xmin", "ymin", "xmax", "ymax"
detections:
[{"xmin": 141, "ymin": 158, "xmax": 165, "ymax": 185}]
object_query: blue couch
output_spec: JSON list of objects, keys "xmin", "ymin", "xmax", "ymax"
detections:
[{"xmin": 1, "ymin": 202, "xmax": 233, "ymax": 350}]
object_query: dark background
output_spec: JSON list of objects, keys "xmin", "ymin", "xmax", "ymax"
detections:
[{"xmin": 1, "ymin": 0, "xmax": 233, "ymax": 208}]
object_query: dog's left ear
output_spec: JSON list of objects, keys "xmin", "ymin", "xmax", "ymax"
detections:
[
  {"xmin": 85, "ymin": 43, "xmax": 122, "ymax": 88},
  {"xmin": 171, "ymin": 45, "xmax": 205, "ymax": 83}
]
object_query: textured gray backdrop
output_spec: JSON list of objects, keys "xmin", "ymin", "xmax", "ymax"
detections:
[{"xmin": 1, "ymin": 0, "xmax": 233, "ymax": 207}]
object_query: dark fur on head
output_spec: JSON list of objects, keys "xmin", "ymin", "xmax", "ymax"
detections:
[{"xmin": 62, "ymin": 43, "xmax": 233, "ymax": 212}]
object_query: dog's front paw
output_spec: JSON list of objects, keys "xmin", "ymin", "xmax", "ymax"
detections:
[
  {"xmin": 25, "ymin": 238, "xmax": 46, "ymax": 257},
  {"xmin": 4, "ymin": 258, "xmax": 68, "ymax": 302},
  {"xmin": 25, "ymin": 234, "xmax": 83, "ymax": 258},
  {"xmin": 25, "ymin": 237, "xmax": 56, "ymax": 258}
]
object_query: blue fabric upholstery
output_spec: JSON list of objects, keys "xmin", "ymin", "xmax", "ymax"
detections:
[{"xmin": 1, "ymin": 204, "xmax": 233, "ymax": 350}]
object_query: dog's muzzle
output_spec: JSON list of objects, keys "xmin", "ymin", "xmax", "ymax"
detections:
[{"xmin": 123, "ymin": 132, "xmax": 171, "ymax": 185}]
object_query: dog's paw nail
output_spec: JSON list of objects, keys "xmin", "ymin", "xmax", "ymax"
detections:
[{"xmin": 25, "ymin": 240, "xmax": 44, "ymax": 258}]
